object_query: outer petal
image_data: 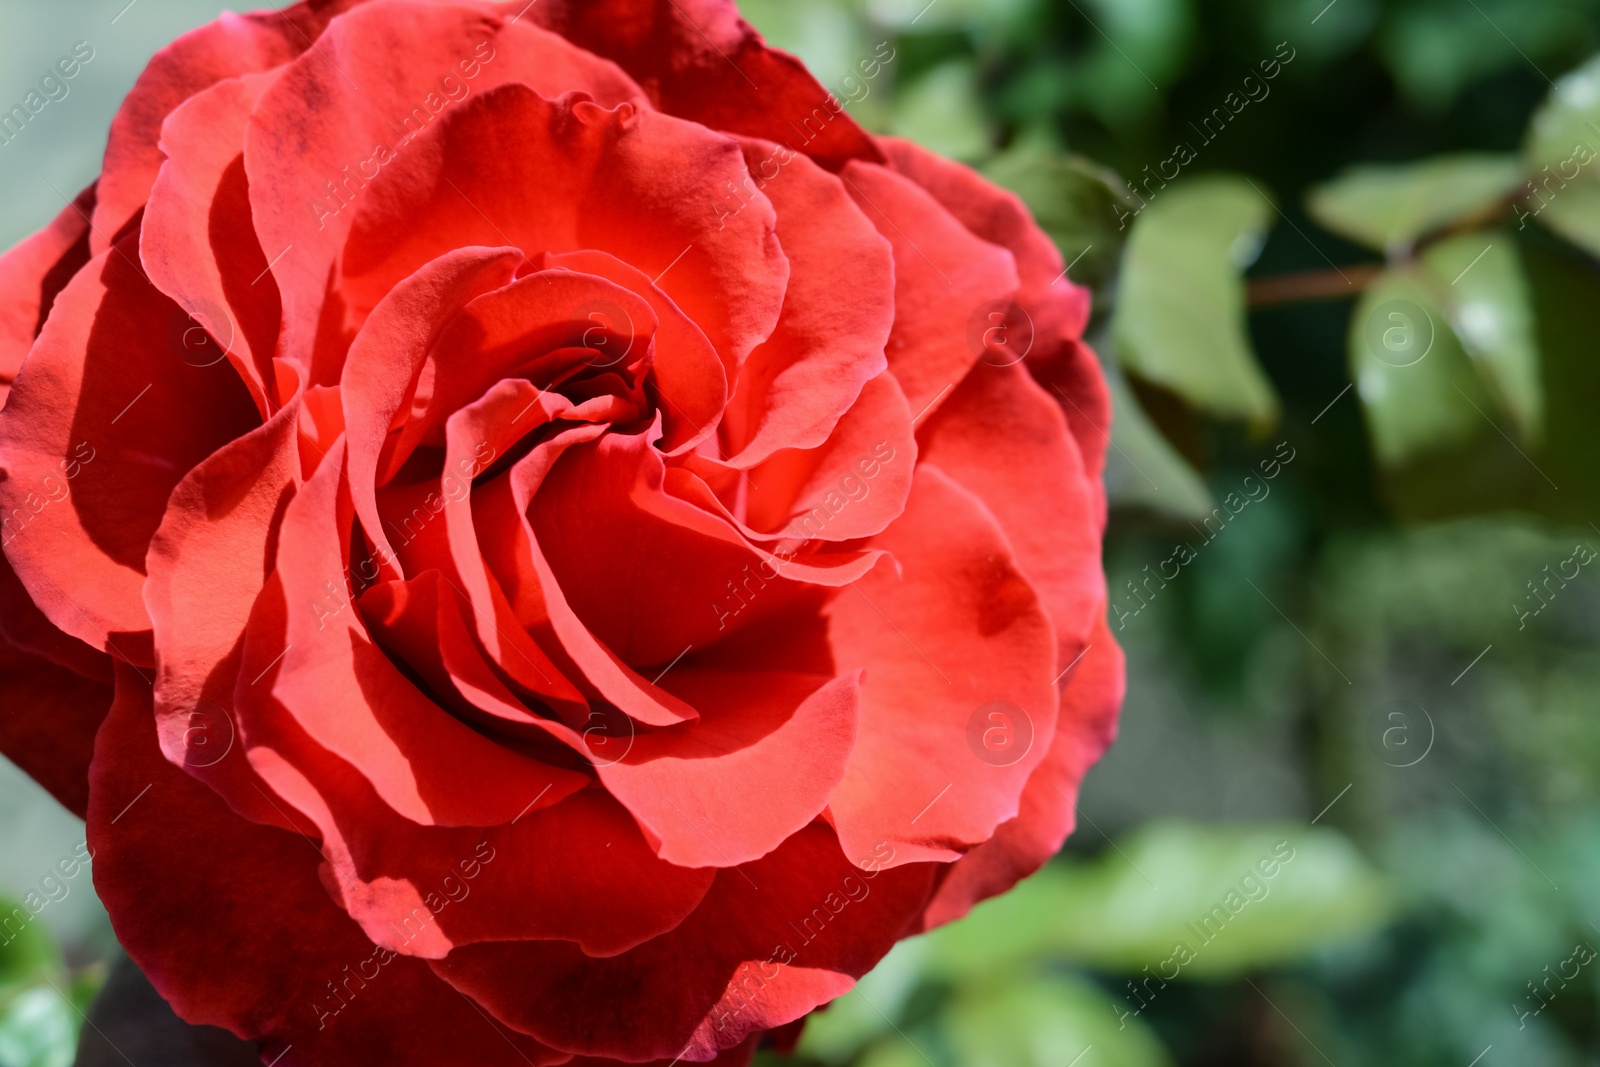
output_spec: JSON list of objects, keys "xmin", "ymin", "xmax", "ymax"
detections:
[
  {"xmin": 239, "ymin": 732, "xmax": 712, "ymax": 960},
  {"xmin": 0, "ymin": 637, "xmax": 111, "ymax": 818},
  {"xmin": 434, "ymin": 823, "xmax": 936, "ymax": 1062},
  {"xmin": 90, "ymin": 0, "xmax": 366, "ymax": 252},
  {"xmin": 0, "ymin": 239, "xmax": 260, "ymax": 659},
  {"xmin": 87, "ymin": 665, "xmax": 567, "ymax": 1067},
  {"xmin": 879, "ymin": 138, "xmax": 1110, "ymax": 487},
  {"xmin": 242, "ymin": 2, "xmax": 649, "ymax": 375},
  {"xmin": 918, "ymin": 615, "xmax": 1124, "ymax": 929},
  {"xmin": 141, "ymin": 73, "xmax": 284, "ymax": 417},
  {"xmin": 838, "ymin": 161, "xmax": 1018, "ymax": 425},
  {"xmin": 0, "ymin": 547, "xmax": 110, "ymax": 682},
  {"xmin": 824, "ymin": 465, "xmax": 1057, "ymax": 867},
  {"xmin": 521, "ymin": 0, "xmax": 885, "ymax": 169},
  {"xmin": 918, "ymin": 360, "xmax": 1103, "ymax": 653},
  {"xmin": 0, "ymin": 184, "xmax": 94, "ymax": 407}
]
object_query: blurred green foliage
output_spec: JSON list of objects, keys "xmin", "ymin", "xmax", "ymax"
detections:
[
  {"xmin": 737, "ymin": 0, "xmax": 1600, "ymax": 1063},
  {"xmin": 0, "ymin": 898, "xmax": 101, "ymax": 1067}
]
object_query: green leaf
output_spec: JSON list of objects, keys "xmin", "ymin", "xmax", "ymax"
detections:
[
  {"xmin": 922, "ymin": 821, "xmax": 1393, "ymax": 979},
  {"xmin": 853, "ymin": 1039, "xmax": 931, "ymax": 1067},
  {"xmin": 1111, "ymin": 175, "xmax": 1279, "ymax": 424},
  {"xmin": 1418, "ymin": 233, "xmax": 1542, "ymax": 442},
  {"xmin": 983, "ymin": 144, "xmax": 1140, "ymax": 294},
  {"xmin": 858, "ymin": 0, "xmax": 1031, "ymax": 33},
  {"xmin": 1524, "ymin": 55, "xmax": 1600, "ymax": 257},
  {"xmin": 0, "ymin": 986, "xmax": 76, "ymax": 1067},
  {"xmin": 0, "ymin": 899, "xmax": 75, "ymax": 1067},
  {"xmin": 734, "ymin": 0, "xmax": 869, "ymax": 104},
  {"xmin": 1531, "ymin": 184, "xmax": 1600, "ymax": 258},
  {"xmin": 797, "ymin": 939, "xmax": 929, "ymax": 1064},
  {"xmin": 946, "ymin": 974, "xmax": 1174, "ymax": 1067},
  {"xmin": 888, "ymin": 60, "xmax": 992, "ymax": 163},
  {"xmin": 1306, "ymin": 155, "xmax": 1525, "ymax": 253},
  {"xmin": 1103, "ymin": 359, "xmax": 1216, "ymax": 521},
  {"xmin": 0, "ymin": 900, "xmax": 61, "ymax": 990},
  {"xmin": 1349, "ymin": 269, "xmax": 1500, "ymax": 467}
]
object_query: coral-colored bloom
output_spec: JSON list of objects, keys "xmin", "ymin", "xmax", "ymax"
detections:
[{"xmin": 0, "ymin": 2, "xmax": 1121, "ymax": 1063}]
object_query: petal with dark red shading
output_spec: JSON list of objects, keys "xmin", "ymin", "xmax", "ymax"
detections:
[
  {"xmin": 143, "ymin": 401, "xmax": 305, "ymax": 832},
  {"xmin": 823, "ymin": 465, "xmax": 1057, "ymax": 866},
  {"xmin": 520, "ymin": 0, "xmax": 886, "ymax": 170},
  {"xmin": 87, "ymin": 665, "xmax": 567, "ymax": 1067},
  {"xmin": 594, "ymin": 665, "xmax": 859, "ymax": 868},
  {"xmin": 531, "ymin": 430, "xmax": 873, "ymax": 669},
  {"xmin": 880, "ymin": 138, "xmax": 1110, "ymax": 486},
  {"xmin": 242, "ymin": 3, "xmax": 649, "ymax": 370},
  {"xmin": 0, "ymin": 637, "xmax": 110, "ymax": 818},
  {"xmin": 543, "ymin": 249, "xmax": 725, "ymax": 454},
  {"xmin": 434, "ymin": 823, "xmax": 935, "ymax": 1062},
  {"xmin": 242, "ymin": 440, "xmax": 567, "ymax": 827},
  {"xmin": 238, "ymin": 736, "xmax": 710, "ymax": 960},
  {"xmin": 0, "ymin": 548, "xmax": 109, "ymax": 683},
  {"xmin": 918, "ymin": 360, "xmax": 1103, "ymax": 653},
  {"xmin": 0, "ymin": 240, "xmax": 260, "ymax": 658},
  {"xmin": 142, "ymin": 73, "xmax": 284, "ymax": 417},
  {"xmin": 0, "ymin": 183, "xmax": 93, "ymax": 408},
  {"xmin": 89, "ymin": 1, "xmax": 375, "ymax": 255}
]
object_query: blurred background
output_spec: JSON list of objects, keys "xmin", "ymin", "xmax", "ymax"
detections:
[{"xmin": 5, "ymin": 0, "xmax": 1600, "ymax": 1063}]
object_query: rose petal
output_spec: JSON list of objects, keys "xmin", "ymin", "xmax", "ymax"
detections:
[
  {"xmin": 543, "ymin": 249, "xmax": 726, "ymax": 454},
  {"xmin": 596, "ymin": 662, "xmax": 859, "ymax": 868},
  {"xmin": 0, "ymin": 183, "xmax": 94, "ymax": 407},
  {"xmin": 239, "ymin": 737, "xmax": 711, "ymax": 960},
  {"xmin": 91, "ymin": 2, "xmax": 366, "ymax": 253},
  {"xmin": 142, "ymin": 73, "xmax": 284, "ymax": 417},
  {"xmin": 335, "ymin": 84, "xmax": 787, "ymax": 379},
  {"xmin": 720, "ymin": 139, "xmax": 893, "ymax": 467},
  {"xmin": 742, "ymin": 372, "xmax": 915, "ymax": 543},
  {"xmin": 522, "ymin": 0, "xmax": 886, "ymax": 170},
  {"xmin": 918, "ymin": 360, "xmax": 1103, "ymax": 653},
  {"xmin": 880, "ymin": 138, "xmax": 1109, "ymax": 486},
  {"xmin": 0, "ymin": 545, "xmax": 109, "ymax": 682},
  {"xmin": 242, "ymin": 440, "xmax": 569, "ymax": 827},
  {"xmin": 824, "ymin": 464, "xmax": 1057, "ymax": 866},
  {"xmin": 838, "ymin": 161, "xmax": 1019, "ymax": 425},
  {"xmin": 917, "ymin": 615, "xmax": 1124, "ymax": 929},
  {"xmin": 340, "ymin": 244, "xmax": 525, "ymax": 579},
  {"xmin": 243, "ymin": 2, "xmax": 649, "ymax": 373},
  {"xmin": 0, "ymin": 636, "xmax": 110, "ymax": 817},
  {"xmin": 0, "ymin": 239, "xmax": 260, "ymax": 659},
  {"xmin": 143, "ymin": 400, "xmax": 308, "ymax": 833},
  {"xmin": 531, "ymin": 430, "xmax": 874, "ymax": 669},
  {"xmin": 87, "ymin": 665, "xmax": 567, "ymax": 1067},
  {"xmin": 434, "ymin": 823, "xmax": 935, "ymax": 1061}
]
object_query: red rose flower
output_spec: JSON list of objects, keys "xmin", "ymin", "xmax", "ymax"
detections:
[{"xmin": 0, "ymin": 1, "xmax": 1123, "ymax": 1063}]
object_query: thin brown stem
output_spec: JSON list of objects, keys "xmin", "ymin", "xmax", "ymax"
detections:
[{"xmin": 1247, "ymin": 263, "xmax": 1384, "ymax": 307}]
